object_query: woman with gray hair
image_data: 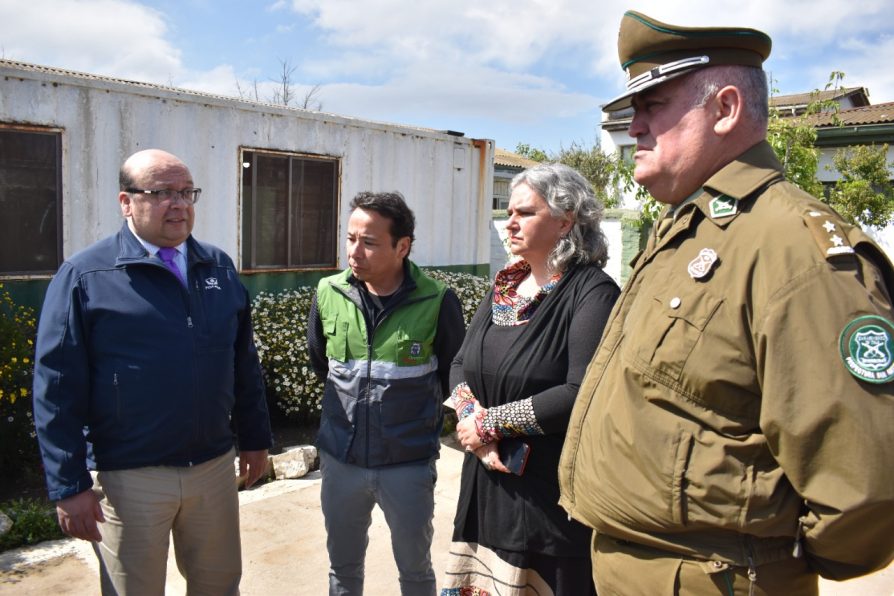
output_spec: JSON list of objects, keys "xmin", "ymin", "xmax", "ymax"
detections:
[{"xmin": 441, "ymin": 163, "xmax": 620, "ymax": 595}]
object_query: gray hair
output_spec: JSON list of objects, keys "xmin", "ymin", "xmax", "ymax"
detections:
[
  {"xmin": 690, "ymin": 65, "xmax": 769, "ymax": 131},
  {"xmin": 510, "ymin": 162, "xmax": 609, "ymax": 272}
]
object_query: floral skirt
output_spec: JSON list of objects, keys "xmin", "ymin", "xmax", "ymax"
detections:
[{"xmin": 440, "ymin": 541, "xmax": 596, "ymax": 596}]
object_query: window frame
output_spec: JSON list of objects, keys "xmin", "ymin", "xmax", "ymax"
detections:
[
  {"xmin": 0, "ymin": 124, "xmax": 63, "ymax": 279},
  {"xmin": 240, "ymin": 147, "xmax": 340, "ymax": 272}
]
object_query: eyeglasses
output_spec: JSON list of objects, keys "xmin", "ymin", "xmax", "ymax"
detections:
[{"xmin": 126, "ymin": 187, "xmax": 202, "ymax": 205}]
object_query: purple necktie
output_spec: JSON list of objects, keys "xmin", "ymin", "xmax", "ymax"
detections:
[{"xmin": 157, "ymin": 247, "xmax": 187, "ymax": 287}]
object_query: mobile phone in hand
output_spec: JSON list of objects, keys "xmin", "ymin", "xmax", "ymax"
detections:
[{"xmin": 498, "ymin": 439, "xmax": 531, "ymax": 475}]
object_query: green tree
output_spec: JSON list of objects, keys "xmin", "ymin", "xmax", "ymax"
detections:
[
  {"xmin": 514, "ymin": 141, "xmax": 649, "ymax": 212},
  {"xmin": 768, "ymin": 71, "xmax": 894, "ymax": 228},
  {"xmin": 828, "ymin": 144, "xmax": 894, "ymax": 228},
  {"xmin": 767, "ymin": 114, "xmax": 825, "ymax": 198},
  {"xmin": 552, "ymin": 142, "xmax": 626, "ymax": 209},
  {"xmin": 766, "ymin": 73, "xmax": 843, "ymax": 199},
  {"xmin": 514, "ymin": 142, "xmax": 548, "ymax": 163}
]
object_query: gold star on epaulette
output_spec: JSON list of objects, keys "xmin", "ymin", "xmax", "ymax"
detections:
[{"xmin": 803, "ymin": 210, "xmax": 855, "ymax": 258}]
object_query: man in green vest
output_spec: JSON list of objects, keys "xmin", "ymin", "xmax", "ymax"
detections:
[
  {"xmin": 558, "ymin": 10, "xmax": 894, "ymax": 595},
  {"xmin": 307, "ymin": 190, "xmax": 465, "ymax": 595}
]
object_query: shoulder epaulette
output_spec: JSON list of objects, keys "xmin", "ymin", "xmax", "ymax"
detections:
[{"xmin": 803, "ymin": 210, "xmax": 855, "ymax": 258}]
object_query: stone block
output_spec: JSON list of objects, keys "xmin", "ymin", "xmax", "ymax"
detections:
[
  {"xmin": 0, "ymin": 511, "xmax": 11, "ymax": 538},
  {"xmin": 271, "ymin": 445, "xmax": 318, "ymax": 480}
]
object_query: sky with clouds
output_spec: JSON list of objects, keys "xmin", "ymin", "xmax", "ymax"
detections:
[{"xmin": 1, "ymin": 0, "xmax": 893, "ymax": 154}]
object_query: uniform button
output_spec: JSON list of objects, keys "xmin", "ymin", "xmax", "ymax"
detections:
[
  {"xmin": 712, "ymin": 561, "xmax": 724, "ymax": 569},
  {"xmin": 670, "ymin": 297, "xmax": 681, "ymax": 309}
]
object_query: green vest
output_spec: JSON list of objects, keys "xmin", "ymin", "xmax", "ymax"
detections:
[
  {"xmin": 315, "ymin": 261, "xmax": 448, "ymax": 467},
  {"xmin": 317, "ymin": 266, "xmax": 444, "ymax": 369}
]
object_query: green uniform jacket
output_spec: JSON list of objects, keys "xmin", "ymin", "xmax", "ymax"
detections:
[
  {"xmin": 315, "ymin": 261, "xmax": 448, "ymax": 468},
  {"xmin": 559, "ymin": 141, "xmax": 894, "ymax": 580}
]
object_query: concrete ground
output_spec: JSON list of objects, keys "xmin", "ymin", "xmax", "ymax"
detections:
[{"xmin": 1, "ymin": 439, "xmax": 892, "ymax": 595}]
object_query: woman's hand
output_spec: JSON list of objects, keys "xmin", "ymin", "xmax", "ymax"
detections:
[
  {"xmin": 456, "ymin": 407, "xmax": 486, "ymax": 451},
  {"xmin": 474, "ymin": 443, "xmax": 510, "ymax": 474}
]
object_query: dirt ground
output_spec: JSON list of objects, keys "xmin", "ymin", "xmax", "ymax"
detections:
[{"xmin": 2, "ymin": 438, "xmax": 893, "ymax": 595}]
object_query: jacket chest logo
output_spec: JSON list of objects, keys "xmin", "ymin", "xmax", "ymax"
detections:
[{"xmin": 204, "ymin": 277, "xmax": 222, "ymax": 290}]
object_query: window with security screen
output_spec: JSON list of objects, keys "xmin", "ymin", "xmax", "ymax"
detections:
[
  {"xmin": 241, "ymin": 150, "xmax": 339, "ymax": 270},
  {"xmin": 0, "ymin": 127, "xmax": 62, "ymax": 276}
]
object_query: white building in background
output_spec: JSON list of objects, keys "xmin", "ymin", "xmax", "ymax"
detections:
[{"xmin": 0, "ymin": 59, "xmax": 494, "ymax": 302}]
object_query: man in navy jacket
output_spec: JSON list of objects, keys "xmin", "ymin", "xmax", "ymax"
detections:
[{"xmin": 33, "ymin": 149, "xmax": 272, "ymax": 595}]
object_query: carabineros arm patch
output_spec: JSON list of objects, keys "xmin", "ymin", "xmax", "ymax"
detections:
[{"xmin": 839, "ymin": 315, "xmax": 894, "ymax": 383}]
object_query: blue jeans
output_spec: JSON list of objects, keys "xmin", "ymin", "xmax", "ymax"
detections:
[{"xmin": 320, "ymin": 450, "xmax": 437, "ymax": 596}]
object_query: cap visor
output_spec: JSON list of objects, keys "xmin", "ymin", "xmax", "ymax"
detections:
[{"xmin": 601, "ymin": 69, "xmax": 697, "ymax": 113}]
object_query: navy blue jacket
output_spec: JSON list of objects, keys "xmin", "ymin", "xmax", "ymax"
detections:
[{"xmin": 33, "ymin": 224, "xmax": 272, "ymax": 501}]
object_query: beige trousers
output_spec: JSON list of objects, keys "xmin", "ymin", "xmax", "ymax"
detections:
[
  {"xmin": 91, "ymin": 449, "xmax": 241, "ymax": 596},
  {"xmin": 592, "ymin": 532, "xmax": 818, "ymax": 596}
]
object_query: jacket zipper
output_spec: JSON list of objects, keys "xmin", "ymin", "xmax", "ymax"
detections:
[
  {"xmin": 187, "ymin": 276, "xmax": 198, "ymax": 465},
  {"xmin": 363, "ymin": 288, "xmax": 436, "ymax": 467},
  {"xmin": 113, "ymin": 373, "xmax": 120, "ymax": 420},
  {"xmin": 745, "ymin": 539, "xmax": 758, "ymax": 596},
  {"xmin": 365, "ymin": 326, "xmax": 374, "ymax": 468},
  {"xmin": 792, "ymin": 517, "xmax": 805, "ymax": 558}
]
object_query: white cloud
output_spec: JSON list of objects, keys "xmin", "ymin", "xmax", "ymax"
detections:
[
  {"xmin": 0, "ymin": 0, "xmax": 183, "ymax": 82},
  {"xmin": 178, "ymin": 64, "xmax": 241, "ymax": 97},
  {"xmin": 826, "ymin": 33, "xmax": 894, "ymax": 103},
  {"xmin": 282, "ymin": 1, "xmax": 894, "ymax": 81},
  {"xmin": 1, "ymin": 0, "xmax": 892, "ymax": 152},
  {"xmin": 320, "ymin": 63, "xmax": 595, "ymax": 126}
]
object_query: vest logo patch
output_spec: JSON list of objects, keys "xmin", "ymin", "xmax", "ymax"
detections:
[
  {"xmin": 399, "ymin": 340, "xmax": 427, "ymax": 364},
  {"xmin": 839, "ymin": 315, "xmax": 894, "ymax": 383},
  {"xmin": 709, "ymin": 195, "xmax": 737, "ymax": 218}
]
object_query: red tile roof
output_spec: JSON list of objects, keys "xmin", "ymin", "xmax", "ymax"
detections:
[
  {"xmin": 807, "ymin": 102, "xmax": 894, "ymax": 128},
  {"xmin": 494, "ymin": 148, "xmax": 541, "ymax": 169},
  {"xmin": 770, "ymin": 87, "xmax": 870, "ymax": 109}
]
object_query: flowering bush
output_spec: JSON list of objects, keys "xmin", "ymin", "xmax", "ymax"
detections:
[
  {"xmin": 0, "ymin": 284, "xmax": 39, "ymax": 476},
  {"xmin": 251, "ymin": 286, "xmax": 323, "ymax": 420},
  {"xmin": 422, "ymin": 269, "xmax": 492, "ymax": 327},
  {"xmin": 251, "ymin": 269, "xmax": 491, "ymax": 419}
]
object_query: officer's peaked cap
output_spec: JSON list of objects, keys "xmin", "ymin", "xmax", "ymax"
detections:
[{"xmin": 603, "ymin": 10, "xmax": 771, "ymax": 112}]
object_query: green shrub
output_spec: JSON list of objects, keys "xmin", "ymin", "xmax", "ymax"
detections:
[
  {"xmin": 0, "ymin": 284, "xmax": 40, "ymax": 477},
  {"xmin": 0, "ymin": 498, "xmax": 64, "ymax": 551},
  {"xmin": 251, "ymin": 269, "xmax": 491, "ymax": 419}
]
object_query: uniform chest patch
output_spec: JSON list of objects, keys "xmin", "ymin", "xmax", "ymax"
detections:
[
  {"xmin": 839, "ymin": 315, "xmax": 894, "ymax": 383},
  {"xmin": 687, "ymin": 248, "xmax": 718, "ymax": 279}
]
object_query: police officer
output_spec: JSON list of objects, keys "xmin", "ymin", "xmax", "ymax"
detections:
[{"xmin": 558, "ymin": 11, "xmax": 894, "ymax": 595}]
